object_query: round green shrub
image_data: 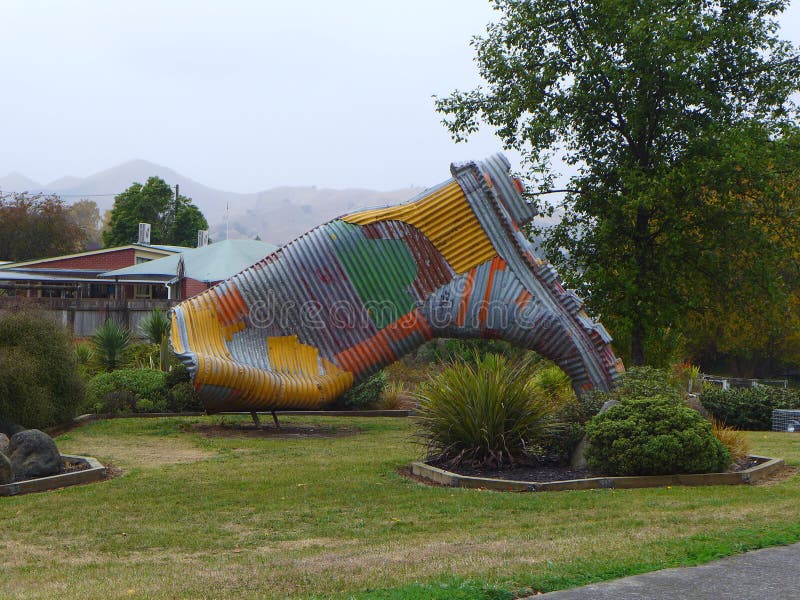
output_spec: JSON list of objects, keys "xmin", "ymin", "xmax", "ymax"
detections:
[
  {"xmin": 585, "ymin": 395, "xmax": 730, "ymax": 476},
  {"xmin": 0, "ymin": 311, "xmax": 85, "ymax": 428}
]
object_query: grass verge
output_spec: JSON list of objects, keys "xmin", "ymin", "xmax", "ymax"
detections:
[{"xmin": 0, "ymin": 417, "xmax": 797, "ymax": 599}]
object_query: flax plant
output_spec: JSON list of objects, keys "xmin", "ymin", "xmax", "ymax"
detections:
[{"xmin": 415, "ymin": 353, "xmax": 557, "ymax": 468}]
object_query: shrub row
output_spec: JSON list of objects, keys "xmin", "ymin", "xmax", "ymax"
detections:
[
  {"xmin": 86, "ymin": 367, "xmax": 202, "ymax": 414},
  {"xmin": 699, "ymin": 386, "xmax": 800, "ymax": 430}
]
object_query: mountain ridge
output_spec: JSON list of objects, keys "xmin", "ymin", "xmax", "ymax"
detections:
[{"xmin": 0, "ymin": 160, "xmax": 424, "ymax": 244}]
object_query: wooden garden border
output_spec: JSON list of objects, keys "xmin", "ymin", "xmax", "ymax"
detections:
[
  {"xmin": 410, "ymin": 455, "xmax": 785, "ymax": 492},
  {"xmin": 0, "ymin": 455, "xmax": 107, "ymax": 497}
]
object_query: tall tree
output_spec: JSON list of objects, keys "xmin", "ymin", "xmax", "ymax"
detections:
[
  {"xmin": 68, "ymin": 199, "xmax": 102, "ymax": 250},
  {"xmin": 102, "ymin": 177, "xmax": 209, "ymax": 248},
  {"xmin": 436, "ymin": 0, "xmax": 800, "ymax": 365},
  {"xmin": 0, "ymin": 192, "xmax": 86, "ymax": 261},
  {"xmin": 680, "ymin": 125, "xmax": 800, "ymax": 376}
]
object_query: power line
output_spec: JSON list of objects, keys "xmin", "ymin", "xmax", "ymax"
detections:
[{"xmin": 0, "ymin": 191, "xmax": 120, "ymax": 197}]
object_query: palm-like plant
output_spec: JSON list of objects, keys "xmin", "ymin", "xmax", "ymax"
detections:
[
  {"xmin": 138, "ymin": 309, "xmax": 171, "ymax": 344},
  {"xmin": 90, "ymin": 319, "xmax": 131, "ymax": 372},
  {"xmin": 415, "ymin": 353, "xmax": 558, "ymax": 468},
  {"xmin": 139, "ymin": 309, "xmax": 172, "ymax": 371}
]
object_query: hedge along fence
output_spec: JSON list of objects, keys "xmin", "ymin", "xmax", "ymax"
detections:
[{"xmin": 700, "ymin": 386, "xmax": 800, "ymax": 430}]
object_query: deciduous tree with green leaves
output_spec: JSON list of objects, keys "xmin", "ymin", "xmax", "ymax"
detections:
[
  {"xmin": 102, "ymin": 177, "xmax": 208, "ymax": 248},
  {"xmin": 436, "ymin": 0, "xmax": 800, "ymax": 365}
]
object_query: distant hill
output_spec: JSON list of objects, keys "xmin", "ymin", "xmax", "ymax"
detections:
[
  {"xmin": 0, "ymin": 160, "xmax": 424, "ymax": 245},
  {"xmin": 216, "ymin": 185, "xmax": 424, "ymax": 244},
  {"xmin": 0, "ymin": 171, "xmax": 43, "ymax": 192}
]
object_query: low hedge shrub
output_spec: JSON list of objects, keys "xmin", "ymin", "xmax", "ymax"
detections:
[
  {"xmin": 86, "ymin": 368, "xmax": 202, "ymax": 414},
  {"xmin": 0, "ymin": 311, "xmax": 85, "ymax": 428},
  {"xmin": 334, "ymin": 370, "xmax": 387, "ymax": 409},
  {"xmin": 700, "ymin": 386, "xmax": 799, "ymax": 430},
  {"xmin": 87, "ymin": 369, "xmax": 167, "ymax": 414}
]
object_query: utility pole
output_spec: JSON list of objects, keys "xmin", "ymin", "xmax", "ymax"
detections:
[{"xmin": 173, "ymin": 184, "xmax": 180, "ymax": 241}]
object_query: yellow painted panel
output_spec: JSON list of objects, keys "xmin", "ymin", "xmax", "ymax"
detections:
[
  {"xmin": 174, "ymin": 293, "xmax": 354, "ymax": 410},
  {"xmin": 342, "ymin": 181, "xmax": 496, "ymax": 273}
]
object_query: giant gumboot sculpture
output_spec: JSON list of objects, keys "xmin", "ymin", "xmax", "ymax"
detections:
[{"xmin": 171, "ymin": 154, "xmax": 623, "ymax": 413}]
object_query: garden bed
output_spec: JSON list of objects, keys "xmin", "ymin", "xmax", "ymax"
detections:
[
  {"xmin": 410, "ymin": 455, "xmax": 785, "ymax": 492},
  {"xmin": 0, "ymin": 454, "xmax": 107, "ymax": 497}
]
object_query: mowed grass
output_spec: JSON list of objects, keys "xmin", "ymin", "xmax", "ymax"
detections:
[{"xmin": 0, "ymin": 417, "xmax": 799, "ymax": 599}]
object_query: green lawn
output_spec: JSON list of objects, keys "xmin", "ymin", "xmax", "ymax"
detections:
[{"xmin": 1, "ymin": 417, "xmax": 799, "ymax": 599}]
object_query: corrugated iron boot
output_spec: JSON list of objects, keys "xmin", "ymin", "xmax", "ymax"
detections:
[{"xmin": 171, "ymin": 154, "xmax": 623, "ymax": 413}]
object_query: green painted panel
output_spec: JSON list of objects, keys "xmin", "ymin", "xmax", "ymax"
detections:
[{"xmin": 328, "ymin": 221, "xmax": 417, "ymax": 329}]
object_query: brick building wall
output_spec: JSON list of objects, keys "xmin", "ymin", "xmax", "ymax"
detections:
[
  {"xmin": 181, "ymin": 277, "xmax": 213, "ymax": 300},
  {"xmin": 24, "ymin": 248, "xmax": 137, "ymax": 271}
]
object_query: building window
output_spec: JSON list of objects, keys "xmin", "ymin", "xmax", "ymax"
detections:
[
  {"xmin": 135, "ymin": 256, "xmax": 152, "ymax": 264},
  {"xmin": 134, "ymin": 284, "xmax": 152, "ymax": 299}
]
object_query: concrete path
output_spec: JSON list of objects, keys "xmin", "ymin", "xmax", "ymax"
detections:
[{"xmin": 533, "ymin": 542, "xmax": 800, "ymax": 599}]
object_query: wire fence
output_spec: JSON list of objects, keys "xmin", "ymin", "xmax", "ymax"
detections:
[
  {"xmin": 772, "ymin": 409, "xmax": 800, "ymax": 432},
  {"xmin": 701, "ymin": 374, "xmax": 788, "ymax": 390}
]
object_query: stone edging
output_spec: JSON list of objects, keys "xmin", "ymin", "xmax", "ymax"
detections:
[
  {"xmin": 410, "ymin": 455, "xmax": 785, "ymax": 492},
  {"xmin": 0, "ymin": 454, "xmax": 107, "ymax": 497}
]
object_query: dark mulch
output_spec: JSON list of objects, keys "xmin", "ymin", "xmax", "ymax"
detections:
[
  {"xmin": 433, "ymin": 462, "xmax": 592, "ymax": 483},
  {"xmin": 423, "ymin": 456, "xmax": 768, "ymax": 484},
  {"xmin": 185, "ymin": 422, "xmax": 360, "ymax": 439},
  {"xmin": 62, "ymin": 459, "xmax": 91, "ymax": 474}
]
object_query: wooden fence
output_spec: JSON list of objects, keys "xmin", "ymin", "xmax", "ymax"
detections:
[{"xmin": 0, "ymin": 297, "xmax": 175, "ymax": 338}]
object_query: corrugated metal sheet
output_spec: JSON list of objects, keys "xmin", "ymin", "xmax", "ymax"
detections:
[{"xmin": 171, "ymin": 153, "xmax": 622, "ymax": 413}]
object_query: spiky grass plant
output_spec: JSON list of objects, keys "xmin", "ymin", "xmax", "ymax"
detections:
[
  {"xmin": 415, "ymin": 353, "xmax": 558, "ymax": 468},
  {"xmin": 90, "ymin": 319, "xmax": 131, "ymax": 372},
  {"xmin": 377, "ymin": 381, "xmax": 408, "ymax": 410},
  {"xmin": 74, "ymin": 342, "xmax": 93, "ymax": 366},
  {"xmin": 711, "ymin": 417, "xmax": 750, "ymax": 464}
]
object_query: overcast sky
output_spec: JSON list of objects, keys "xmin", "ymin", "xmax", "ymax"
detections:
[{"xmin": 2, "ymin": 1, "xmax": 799, "ymax": 193}]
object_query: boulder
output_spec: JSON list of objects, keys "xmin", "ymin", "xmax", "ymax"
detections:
[
  {"xmin": 600, "ymin": 399, "xmax": 620, "ymax": 413},
  {"xmin": 0, "ymin": 452, "xmax": 12, "ymax": 485},
  {"xmin": 8, "ymin": 429, "xmax": 62, "ymax": 480},
  {"xmin": 0, "ymin": 433, "xmax": 9, "ymax": 456},
  {"xmin": 570, "ymin": 399, "xmax": 621, "ymax": 469}
]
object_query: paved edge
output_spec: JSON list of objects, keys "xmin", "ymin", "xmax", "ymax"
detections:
[{"xmin": 529, "ymin": 542, "xmax": 800, "ymax": 599}]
